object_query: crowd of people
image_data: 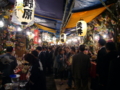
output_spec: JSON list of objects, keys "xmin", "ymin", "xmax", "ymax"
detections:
[{"xmin": 0, "ymin": 39, "xmax": 120, "ymax": 90}]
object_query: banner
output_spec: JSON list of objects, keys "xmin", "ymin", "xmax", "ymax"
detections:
[{"xmin": 34, "ymin": 30, "xmax": 39, "ymax": 44}]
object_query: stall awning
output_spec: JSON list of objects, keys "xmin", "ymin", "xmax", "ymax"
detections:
[
  {"xmin": 35, "ymin": 23, "xmax": 56, "ymax": 33},
  {"xmin": 65, "ymin": 5, "xmax": 110, "ymax": 29}
]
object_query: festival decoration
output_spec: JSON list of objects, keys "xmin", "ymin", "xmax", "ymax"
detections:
[
  {"xmin": 13, "ymin": 0, "xmax": 35, "ymax": 25},
  {"xmin": 76, "ymin": 20, "xmax": 87, "ymax": 36},
  {"xmin": 34, "ymin": 30, "xmax": 39, "ymax": 44},
  {"xmin": 60, "ymin": 33, "xmax": 66, "ymax": 43},
  {"xmin": 6, "ymin": 41, "xmax": 14, "ymax": 46}
]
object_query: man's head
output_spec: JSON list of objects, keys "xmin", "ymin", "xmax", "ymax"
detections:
[
  {"xmin": 6, "ymin": 46, "xmax": 13, "ymax": 53},
  {"xmin": 65, "ymin": 47, "xmax": 70, "ymax": 52},
  {"xmin": 70, "ymin": 47, "xmax": 76, "ymax": 54},
  {"xmin": 106, "ymin": 42, "xmax": 116, "ymax": 52},
  {"xmin": 79, "ymin": 45, "xmax": 86, "ymax": 52},
  {"xmin": 48, "ymin": 47, "xmax": 52, "ymax": 52},
  {"xmin": 31, "ymin": 50, "xmax": 38, "ymax": 57},
  {"xmin": 36, "ymin": 46, "xmax": 42, "ymax": 53},
  {"xmin": 98, "ymin": 39, "xmax": 106, "ymax": 47}
]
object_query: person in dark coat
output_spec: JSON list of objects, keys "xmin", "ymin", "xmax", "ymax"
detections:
[
  {"xmin": 96, "ymin": 39, "xmax": 107, "ymax": 90},
  {"xmin": 46, "ymin": 47, "xmax": 53, "ymax": 75},
  {"xmin": 105, "ymin": 42, "xmax": 120, "ymax": 90},
  {"xmin": 41, "ymin": 47, "xmax": 48, "ymax": 74},
  {"xmin": 72, "ymin": 45, "xmax": 91, "ymax": 90},
  {"xmin": 24, "ymin": 54, "xmax": 46, "ymax": 90},
  {"xmin": 31, "ymin": 50, "xmax": 43, "ymax": 71},
  {"xmin": 36, "ymin": 46, "xmax": 46, "ymax": 74},
  {"xmin": 57, "ymin": 48, "xmax": 65, "ymax": 85}
]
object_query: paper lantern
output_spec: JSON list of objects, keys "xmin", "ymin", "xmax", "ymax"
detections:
[
  {"xmin": 14, "ymin": 0, "xmax": 35, "ymax": 25},
  {"xmin": 76, "ymin": 20, "xmax": 87, "ymax": 36},
  {"xmin": 60, "ymin": 33, "xmax": 66, "ymax": 43}
]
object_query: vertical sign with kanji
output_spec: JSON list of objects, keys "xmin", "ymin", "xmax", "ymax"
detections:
[
  {"xmin": 14, "ymin": 0, "xmax": 35, "ymax": 24},
  {"xmin": 76, "ymin": 20, "xmax": 87, "ymax": 36}
]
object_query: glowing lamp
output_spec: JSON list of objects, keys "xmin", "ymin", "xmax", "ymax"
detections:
[
  {"xmin": 14, "ymin": 0, "xmax": 35, "ymax": 25},
  {"xmin": 60, "ymin": 33, "xmax": 66, "ymax": 43},
  {"xmin": 76, "ymin": 20, "xmax": 87, "ymax": 36}
]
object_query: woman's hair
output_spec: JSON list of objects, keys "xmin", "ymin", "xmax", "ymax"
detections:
[
  {"xmin": 71, "ymin": 47, "xmax": 76, "ymax": 52},
  {"xmin": 24, "ymin": 54, "xmax": 37, "ymax": 65},
  {"xmin": 58, "ymin": 48, "xmax": 63, "ymax": 54},
  {"xmin": 106, "ymin": 42, "xmax": 116, "ymax": 51}
]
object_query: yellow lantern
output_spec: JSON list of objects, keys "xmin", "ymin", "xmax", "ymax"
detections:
[
  {"xmin": 76, "ymin": 20, "xmax": 87, "ymax": 36},
  {"xmin": 60, "ymin": 33, "xmax": 66, "ymax": 43}
]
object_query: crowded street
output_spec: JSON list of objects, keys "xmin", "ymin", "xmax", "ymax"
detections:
[{"xmin": 0, "ymin": 0, "xmax": 120, "ymax": 90}]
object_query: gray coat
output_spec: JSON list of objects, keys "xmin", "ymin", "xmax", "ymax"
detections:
[
  {"xmin": 0, "ymin": 53, "xmax": 17, "ymax": 77},
  {"xmin": 72, "ymin": 52, "xmax": 91, "ymax": 79}
]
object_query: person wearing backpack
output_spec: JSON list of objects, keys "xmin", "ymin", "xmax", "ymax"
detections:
[{"xmin": 0, "ymin": 46, "xmax": 17, "ymax": 85}]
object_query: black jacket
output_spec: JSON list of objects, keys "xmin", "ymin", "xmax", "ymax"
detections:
[
  {"xmin": 72, "ymin": 52, "xmax": 91, "ymax": 79},
  {"xmin": 106, "ymin": 51, "xmax": 120, "ymax": 90},
  {"xmin": 46, "ymin": 51, "xmax": 53, "ymax": 65},
  {"xmin": 29, "ymin": 58, "xmax": 46, "ymax": 90},
  {"xmin": 38, "ymin": 52, "xmax": 46, "ymax": 68},
  {"xmin": 96, "ymin": 47, "xmax": 107, "ymax": 75}
]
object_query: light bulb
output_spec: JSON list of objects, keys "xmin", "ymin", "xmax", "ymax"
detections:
[
  {"xmin": 0, "ymin": 21, "xmax": 4, "ymax": 27},
  {"xmin": 26, "ymin": 31, "xmax": 30, "ymax": 35},
  {"xmin": 17, "ymin": 27, "xmax": 22, "ymax": 31},
  {"xmin": 94, "ymin": 35, "xmax": 99, "ymax": 40},
  {"xmin": 103, "ymin": 34, "xmax": 107, "ymax": 39},
  {"xmin": 38, "ymin": 39, "xmax": 41, "ymax": 43}
]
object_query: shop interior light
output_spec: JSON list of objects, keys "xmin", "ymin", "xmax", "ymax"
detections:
[
  {"xmin": 103, "ymin": 34, "xmax": 107, "ymax": 39},
  {"xmin": 66, "ymin": 41, "xmax": 69, "ymax": 44},
  {"xmin": 72, "ymin": 39, "xmax": 77, "ymax": 42},
  {"xmin": 17, "ymin": 27, "xmax": 22, "ymax": 31},
  {"xmin": 53, "ymin": 37, "xmax": 56, "ymax": 41},
  {"xmin": 32, "ymin": 33, "xmax": 35, "ymax": 37},
  {"xmin": 94, "ymin": 35, "xmax": 99, "ymax": 40},
  {"xmin": 26, "ymin": 31, "xmax": 31, "ymax": 35},
  {"xmin": 0, "ymin": 21, "xmax": 4, "ymax": 27},
  {"xmin": 68, "ymin": 40, "xmax": 71, "ymax": 42},
  {"xmin": 38, "ymin": 39, "xmax": 41, "ymax": 43}
]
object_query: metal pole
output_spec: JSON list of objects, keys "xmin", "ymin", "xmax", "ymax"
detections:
[{"xmin": 61, "ymin": 0, "xmax": 75, "ymax": 33}]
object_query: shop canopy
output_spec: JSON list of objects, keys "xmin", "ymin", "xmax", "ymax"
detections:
[{"xmin": 7, "ymin": 0, "xmax": 116, "ymax": 37}]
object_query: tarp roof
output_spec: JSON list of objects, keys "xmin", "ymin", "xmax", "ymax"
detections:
[{"xmin": 8, "ymin": 0, "xmax": 116, "ymax": 37}]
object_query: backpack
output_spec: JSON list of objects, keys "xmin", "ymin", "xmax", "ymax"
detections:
[{"xmin": 0, "ymin": 55, "xmax": 13, "ymax": 76}]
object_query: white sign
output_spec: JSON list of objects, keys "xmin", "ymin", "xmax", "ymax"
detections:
[{"xmin": 14, "ymin": 0, "xmax": 35, "ymax": 25}]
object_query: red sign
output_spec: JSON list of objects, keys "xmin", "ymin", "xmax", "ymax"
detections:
[
  {"xmin": 34, "ymin": 30, "xmax": 39, "ymax": 44},
  {"xmin": 34, "ymin": 30, "xmax": 39, "ymax": 36}
]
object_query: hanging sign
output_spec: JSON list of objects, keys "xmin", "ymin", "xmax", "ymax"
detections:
[
  {"xmin": 60, "ymin": 33, "xmax": 66, "ymax": 43},
  {"xmin": 34, "ymin": 30, "xmax": 39, "ymax": 44},
  {"xmin": 6, "ymin": 41, "xmax": 14, "ymax": 47},
  {"xmin": 76, "ymin": 20, "xmax": 87, "ymax": 36},
  {"xmin": 14, "ymin": 0, "xmax": 35, "ymax": 25}
]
